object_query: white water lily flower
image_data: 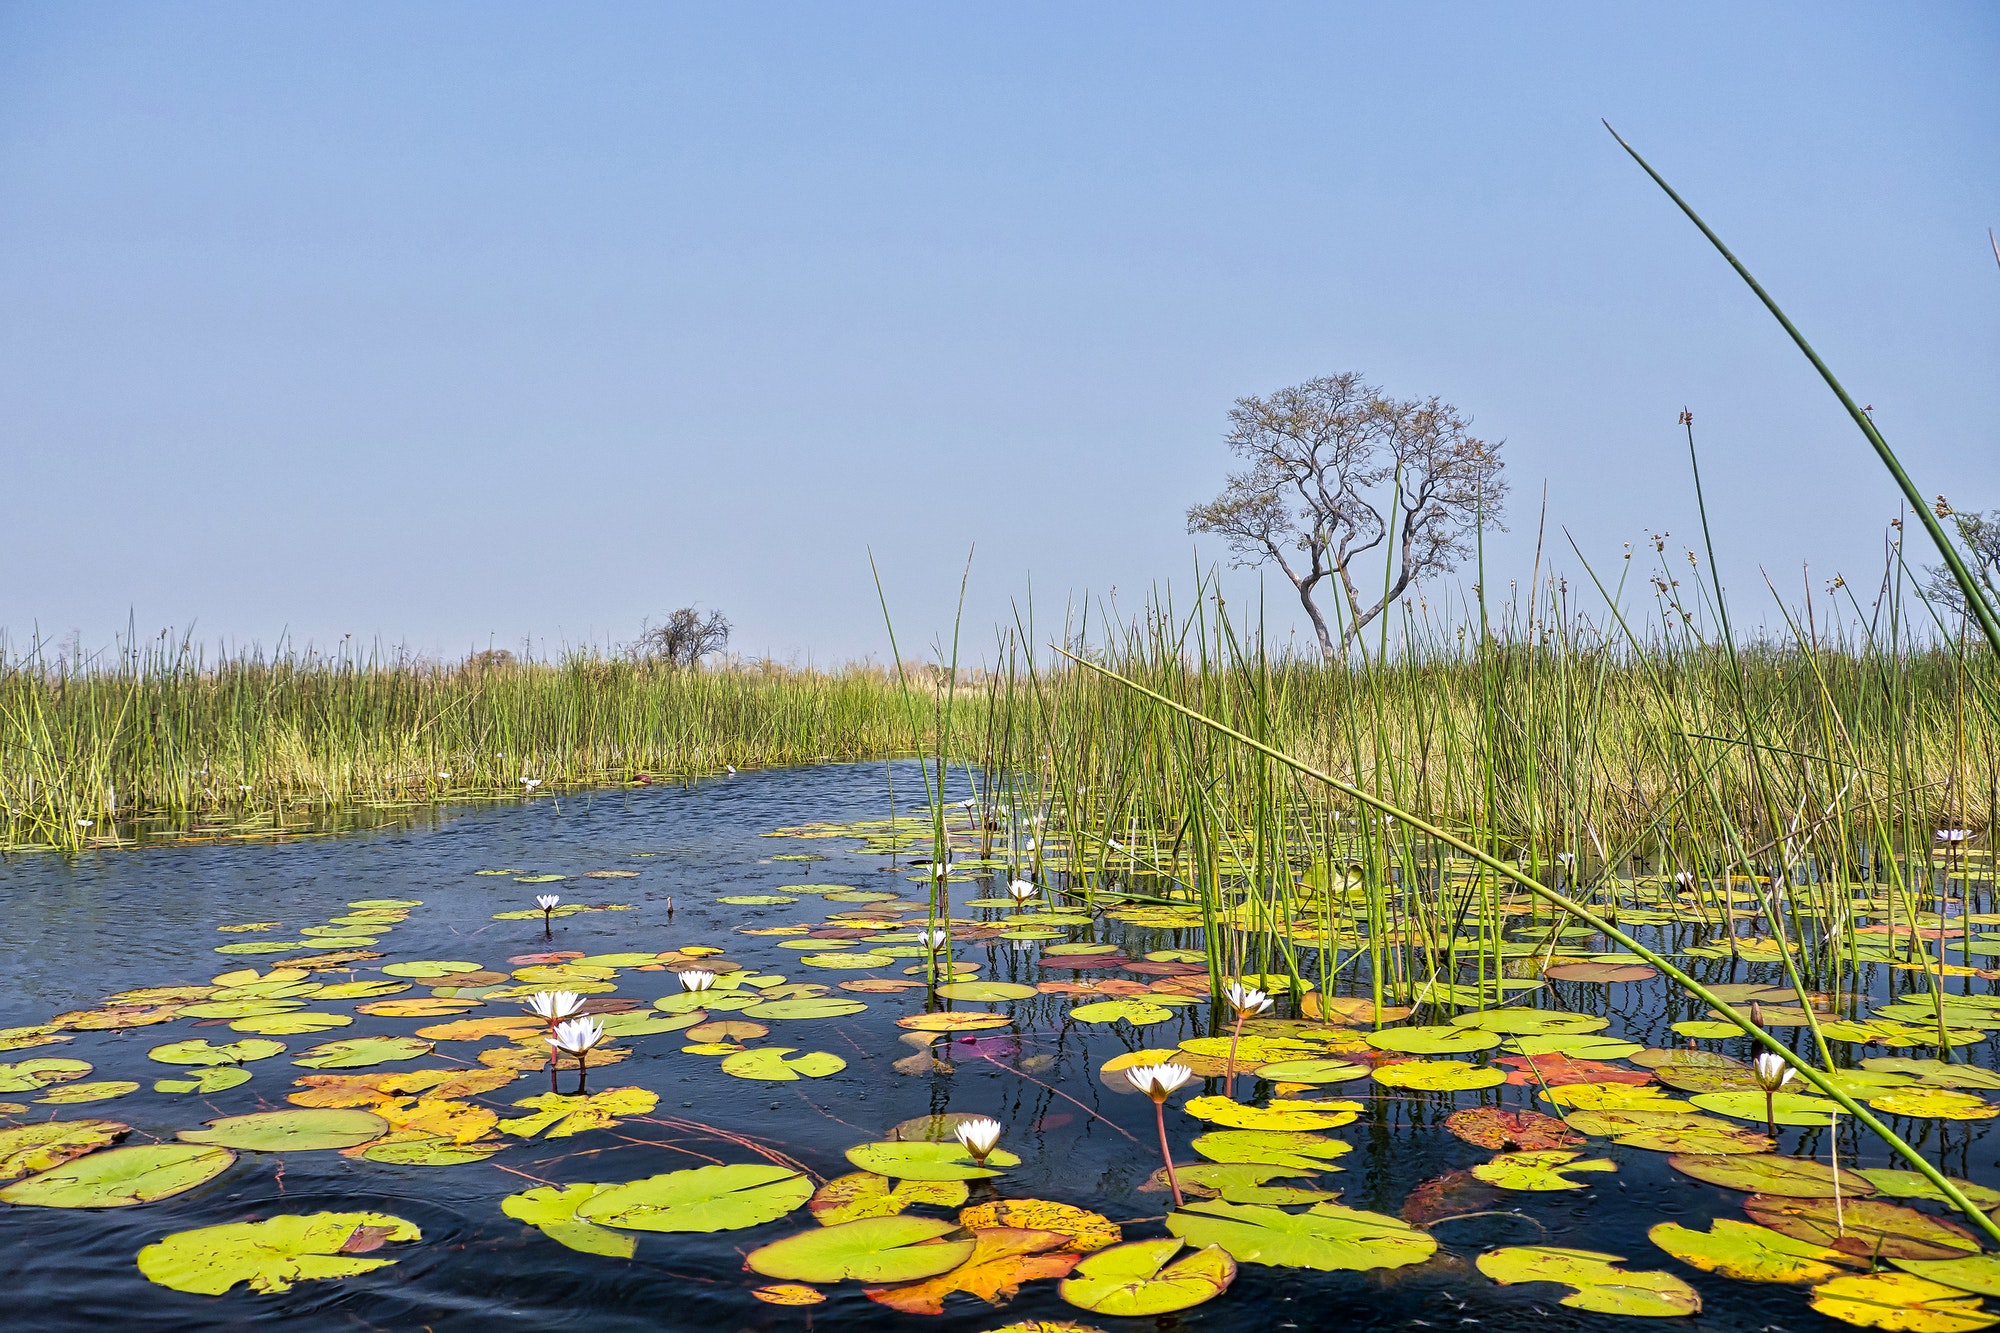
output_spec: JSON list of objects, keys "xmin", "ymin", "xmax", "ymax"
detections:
[
  {"xmin": 76, "ymin": 819, "xmax": 93, "ymax": 828},
  {"xmin": 437, "ymin": 771, "xmax": 451, "ymax": 779},
  {"xmin": 548, "ymin": 1016, "xmax": 604, "ymax": 1055},
  {"xmin": 1753, "ymin": 1052, "xmax": 1796, "ymax": 1092},
  {"xmin": 1124, "ymin": 1062, "xmax": 1194, "ymax": 1101},
  {"xmin": 536, "ymin": 894, "xmax": 561, "ymax": 911},
  {"xmin": 1007, "ymin": 880, "xmax": 1038, "ymax": 904},
  {"xmin": 928, "ymin": 860, "xmax": 954, "ymax": 878},
  {"xmin": 953, "ymin": 1116, "xmax": 1003, "ymax": 1162},
  {"xmin": 1936, "ymin": 829, "xmax": 1974, "ymax": 844},
  {"xmin": 521, "ymin": 777, "xmax": 543, "ymax": 790},
  {"xmin": 678, "ymin": 968, "xmax": 717, "ymax": 993},
  {"xmin": 1225, "ymin": 982, "xmax": 1274, "ymax": 1018},
  {"xmin": 523, "ymin": 990, "xmax": 584, "ymax": 1022},
  {"xmin": 917, "ymin": 929, "xmax": 949, "ymax": 951},
  {"xmin": 726, "ymin": 764, "xmax": 737, "ymax": 774}
]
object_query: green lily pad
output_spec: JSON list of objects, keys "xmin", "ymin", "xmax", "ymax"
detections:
[
  {"xmin": 719, "ymin": 1048, "xmax": 847, "ymax": 1081},
  {"xmin": 136, "ymin": 1211, "xmax": 420, "ymax": 1295},
  {"xmin": 1505, "ymin": 1034, "xmax": 1645, "ymax": 1059},
  {"xmin": 1451, "ymin": 1009, "xmax": 1608, "ymax": 1035},
  {"xmin": 1190, "ymin": 1129, "xmax": 1352, "ymax": 1171},
  {"xmin": 1891, "ymin": 1255, "xmax": 2000, "ymax": 1298},
  {"xmin": 0, "ymin": 1058, "xmax": 93, "ymax": 1093},
  {"xmin": 1372, "ymin": 1060, "xmax": 1506, "ymax": 1092},
  {"xmin": 1472, "ymin": 1150, "xmax": 1616, "ymax": 1191},
  {"xmin": 1070, "ymin": 1000, "xmax": 1173, "ymax": 1027},
  {"xmin": 293, "ymin": 1037, "xmax": 433, "ymax": 1069},
  {"xmin": 0, "ymin": 1143, "xmax": 236, "ymax": 1208},
  {"xmin": 1690, "ymin": 1090, "xmax": 1841, "ymax": 1126},
  {"xmin": 501, "ymin": 1183, "xmax": 637, "ymax": 1258},
  {"xmin": 497, "ymin": 1088, "xmax": 660, "ymax": 1139},
  {"xmin": 1166, "ymin": 1199, "xmax": 1436, "ymax": 1271},
  {"xmin": 574, "ymin": 1164, "xmax": 813, "ymax": 1232},
  {"xmin": 381, "ymin": 961, "xmax": 482, "ymax": 979},
  {"xmin": 799, "ymin": 952, "xmax": 897, "ymax": 970},
  {"xmin": 37, "ymin": 1080, "xmax": 139, "ymax": 1105},
  {"xmin": 229, "ymin": 1012, "xmax": 352, "ymax": 1036},
  {"xmin": 809, "ymin": 1172, "xmax": 969, "ymax": 1225},
  {"xmin": 1647, "ymin": 1218, "xmax": 1853, "ymax": 1284},
  {"xmin": 180, "ymin": 1108, "xmax": 388, "ymax": 1152},
  {"xmin": 1859, "ymin": 1170, "xmax": 2000, "ymax": 1209},
  {"xmin": 1181, "ymin": 1096, "xmax": 1357, "ymax": 1131},
  {"xmin": 0, "ymin": 1119, "xmax": 127, "ymax": 1181},
  {"xmin": 150, "ymin": 1039, "xmax": 287, "ymax": 1067},
  {"xmin": 1809, "ymin": 1272, "xmax": 1999, "ymax": 1331},
  {"xmin": 1476, "ymin": 1245, "xmax": 1701, "ymax": 1316},
  {"xmin": 1250, "ymin": 1059, "xmax": 1371, "ymax": 1085},
  {"xmin": 1364, "ymin": 1025, "xmax": 1499, "ymax": 1055},
  {"xmin": 1746, "ymin": 1195, "xmax": 1982, "ymax": 1261},
  {"xmin": 1670, "ymin": 1152, "xmax": 1874, "ymax": 1198},
  {"xmin": 747, "ymin": 1216, "xmax": 977, "ymax": 1284},
  {"xmin": 1059, "ymin": 1237, "xmax": 1236, "ymax": 1316},
  {"xmin": 934, "ymin": 981, "xmax": 1038, "ymax": 1002},
  {"xmin": 1869, "ymin": 1088, "xmax": 2000, "ymax": 1121},
  {"xmin": 741, "ymin": 997, "xmax": 869, "ymax": 1020},
  {"xmin": 1863, "ymin": 1059, "xmax": 2000, "ymax": 1092},
  {"xmin": 845, "ymin": 1140, "xmax": 1021, "ymax": 1181}
]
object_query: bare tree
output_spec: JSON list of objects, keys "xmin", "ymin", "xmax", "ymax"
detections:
[
  {"xmin": 1924, "ymin": 500, "xmax": 2000, "ymax": 614},
  {"xmin": 632, "ymin": 607, "xmax": 732, "ymax": 668},
  {"xmin": 1187, "ymin": 373, "xmax": 1507, "ymax": 657}
]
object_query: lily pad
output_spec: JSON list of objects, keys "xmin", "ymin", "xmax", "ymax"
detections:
[
  {"xmin": 1451, "ymin": 1009, "xmax": 1608, "ymax": 1035},
  {"xmin": 720, "ymin": 1048, "xmax": 847, "ymax": 1081},
  {"xmin": 1746, "ymin": 1195, "xmax": 1982, "ymax": 1261},
  {"xmin": 1810, "ymin": 1272, "xmax": 1999, "ymax": 1332},
  {"xmin": 1069, "ymin": 1000, "xmax": 1172, "ymax": 1027},
  {"xmin": 149, "ymin": 1038, "xmax": 286, "ymax": 1068},
  {"xmin": 742, "ymin": 997, "xmax": 869, "ymax": 1020},
  {"xmin": 498, "ymin": 1088, "xmax": 659, "ymax": 1139},
  {"xmin": 136, "ymin": 1211, "xmax": 420, "ymax": 1295},
  {"xmin": 1690, "ymin": 1089, "xmax": 1842, "ymax": 1126},
  {"xmin": 381, "ymin": 961, "xmax": 484, "ymax": 979},
  {"xmin": 845, "ymin": 1140, "xmax": 1021, "ymax": 1181},
  {"xmin": 865, "ymin": 1226, "xmax": 1083, "ymax": 1314},
  {"xmin": 1476, "ymin": 1245, "xmax": 1701, "ymax": 1316},
  {"xmin": 1166, "ymin": 1199, "xmax": 1436, "ymax": 1271},
  {"xmin": 1892, "ymin": 1255, "xmax": 2000, "ymax": 1299},
  {"xmin": 1472, "ymin": 1150, "xmax": 1616, "ymax": 1192},
  {"xmin": 810, "ymin": 1172, "xmax": 969, "ymax": 1225},
  {"xmin": 1870, "ymin": 1088, "xmax": 2000, "ymax": 1121},
  {"xmin": 1372, "ymin": 1060, "xmax": 1506, "ymax": 1092},
  {"xmin": 1859, "ymin": 1170, "xmax": 2000, "ymax": 1209},
  {"xmin": 1249, "ymin": 1059, "xmax": 1370, "ymax": 1085},
  {"xmin": 180, "ymin": 1108, "xmax": 388, "ymax": 1152},
  {"xmin": 229, "ymin": 1012, "xmax": 352, "ymax": 1036},
  {"xmin": 747, "ymin": 1215, "xmax": 977, "ymax": 1284},
  {"xmin": 37, "ymin": 1080, "xmax": 139, "ymax": 1105},
  {"xmin": 1670, "ymin": 1153, "xmax": 1875, "ymax": 1199},
  {"xmin": 293, "ymin": 1037, "xmax": 433, "ymax": 1070},
  {"xmin": 0, "ymin": 1119, "xmax": 127, "ymax": 1181},
  {"xmin": 896, "ymin": 1012, "xmax": 1010, "ymax": 1033},
  {"xmin": 0, "ymin": 1058, "xmax": 92, "ymax": 1092},
  {"xmin": 0, "ymin": 1143, "xmax": 235, "ymax": 1208},
  {"xmin": 934, "ymin": 981, "xmax": 1037, "ymax": 1002},
  {"xmin": 500, "ymin": 1182, "xmax": 636, "ymax": 1258},
  {"xmin": 1059, "ymin": 1237, "xmax": 1236, "ymax": 1316},
  {"xmin": 575, "ymin": 1164, "xmax": 813, "ymax": 1232},
  {"xmin": 1365, "ymin": 1025, "xmax": 1499, "ymax": 1055},
  {"xmin": 959, "ymin": 1199, "xmax": 1121, "ymax": 1253},
  {"xmin": 1444, "ymin": 1107, "xmax": 1581, "ymax": 1151},
  {"xmin": 1864, "ymin": 1059, "xmax": 2000, "ymax": 1092},
  {"xmin": 1191, "ymin": 1130, "xmax": 1351, "ymax": 1171},
  {"xmin": 1647, "ymin": 1218, "xmax": 1854, "ymax": 1284},
  {"xmin": 1181, "ymin": 1096, "xmax": 1357, "ymax": 1132}
]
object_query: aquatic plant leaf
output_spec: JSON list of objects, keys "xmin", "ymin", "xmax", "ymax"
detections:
[
  {"xmin": 1472, "ymin": 1150, "xmax": 1616, "ymax": 1192},
  {"xmin": 350, "ymin": 1134, "xmax": 505, "ymax": 1165},
  {"xmin": 751, "ymin": 1283, "xmax": 826, "ymax": 1305},
  {"xmin": 0, "ymin": 1025, "xmax": 71, "ymax": 1052},
  {"xmin": 0, "ymin": 1143, "xmax": 235, "ymax": 1208},
  {"xmin": 180, "ymin": 1108, "xmax": 387, "ymax": 1152},
  {"xmin": 500, "ymin": 1182, "xmax": 637, "ymax": 1257},
  {"xmin": 1190, "ymin": 1129, "xmax": 1351, "ymax": 1171},
  {"xmin": 1892, "ymin": 1256, "xmax": 2000, "ymax": 1299},
  {"xmin": 1444, "ymin": 1107, "xmax": 1581, "ymax": 1151},
  {"xmin": 1863, "ymin": 1059, "xmax": 2000, "ymax": 1092},
  {"xmin": 293, "ymin": 1037, "xmax": 433, "ymax": 1069},
  {"xmin": 1670, "ymin": 1153, "xmax": 1875, "ymax": 1198},
  {"xmin": 1652, "ymin": 1062, "xmax": 1763, "ymax": 1094},
  {"xmin": 898, "ymin": 1012, "xmax": 1010, "ymax": 1032},
  {"xmin": 498, "ymin": 1087, "xmax": 659, "ymax": 1139},
  {"xmin": 1500, "ymin": 1054, "xmax": 1654, "ymax": 1087},
  {"xmin": 1619, "ymin": 1125, "xmax": 1775, "ymax": 1154},
  {"xmin": 1057, "ymin": 1237, "xmax": 1235, "ymax": 1316},
  {"xmin": 381, "ymin": 961, "xmax": 483, "ymax": 979},
  {"xmin": 1543, "ymin": 962, "xmax": 1658, "ymax": 983},
  {"xmin": 0, "ymin": 1058, "xmax": 93, "ymax": 1091},
  {"xmin": 1691, "ymin": 1090, "xmax": 1842, "ymax": 1125},
  {"xmin": 809, "ymin": 1172, "xmax": 968, "ymax": 1225},
  {"xmin": 746, "ymin": 1215, "xmax": 977, "ymax": 1283},
  {"xmin": 1476, "ymin": 1245, "xmax": 1701, "ymax": 1316},
  {"xmin": 136, "ymin": 1211, "xmax": 420, "ymax": 1295},
  {"xmin": 1451, "ymin": 1009, "xmax": 1608, "ymax": 1035},
  {"xmin": 37, "ymin": 1080, "xmax": 139, "ymax": 1104},
  {"xmin": 1505, "ymin": 1034, "xmax": 1645, "ymax": 1059},
  {"xmin": 1540, "ymin": 1082, "xmax": 1683, "ymax": 1111},
  {"xmin": 1249, "ymin": 1059, "xmax": 1370, "ymax": 1085},
  {"xmin": 1364, "ymin": 1025, "xmax": 1499, "ymax": 1055},
  {"xmin": 1166, "ymin": 1199, "xmax": 1435, "ymax": 1271},
  {"xmin": 1809, "ymin": 1272, "xmax": 1999, "ymax": 1331},
  {"xmin": 1745, "ymin": 1195, "xmax": 1982, "ymax": 1261},
  {"xmin": 800, "ymin": 951, "xmax": 898, "ymax": 970},
  {"xmin": 684, "ymin": 1020, "xmax": 766, "ymax": 1043},
  {"xmin": 354, "ymin": 997, "xmax": 470, "ymax": 1017},
  {"xmin": 415, "ymin": 1016, "xmax": 542, "ymax": 1041},
  {"xmin": 0, "ymin": 1119, "xmax": 126, "ymax": 1180},
  {"xmin": 1859, "ymin": 1170, "xmax": 2000, "ymax": 1209},
  {"xmin": 576, "ymin": 1164, "xmax": 813, "ymax": 1232},
  {"xmin": 743, "ymin": 997, "xmax": 869, "ymax": 1020},
  {"xmin": 1182, "ymin": 1096, "xmax": 1356, "ymax": 1131},
  {"xmin": 934, "ymin": 982, "xmax": 1038, "ymax": 1002},
  {"xmin": 840, "ymin": 979, "xmax": 925, "ymax": 993},
  {"xmin": 149, "ymin": 1038, "xmax": 285, "ymax": 1067},
  {"xmin": 720, "ymin": 1048, "xmax": 846, "ymax": 1081},
  {"xmin": 229, "ymin": 1012, "xmax": 352, "ymax": 1036},
  {"xmin": 1869, "ymin": 1089, "xmax": 1999, "ymax": 1121},
  {"xmin": 866, "ymin": 1226, "xmax": 1081, "ymax": 1313},
  {"xmin": 1372, "ymin": 1060, "xmax": 1506, "ymax": 1092},
  {"xmin": 845, "ymin": 1141, "xmax": 1021, "ymax": 1181},
  {"xmin": 1647, "ymin": 1218, "xmax": 1854, "ymax": 1284},
  {"xmin": 960, "ymin": 1199, "xmax": 1120, "ymax": 1252},
  {"xmin": 1069, "ymin": 1000, "xmax": 1172, "ymax": 1027}
]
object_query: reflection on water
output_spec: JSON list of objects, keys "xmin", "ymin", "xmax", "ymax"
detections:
[{"xmin": 0, "ymin": 762, "xmax": 1984, "ymax": 1330}]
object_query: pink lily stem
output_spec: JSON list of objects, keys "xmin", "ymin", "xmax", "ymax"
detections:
[
  {"xmin": 1154, "ymin": 1100, "xmax": 1183, "ymax": 1208},
  {"xmin": 1765, "ymin": 1091, "xmax": 1776, "ymax": 1142},
  {"xmin": 548, "ymin": 1052, "xmax": 559, "ymax": 1093},
  {"xmin": 1224, "ymin": 1011, "xmax": 1246, "ymax": 1098},
  {"xmin": 575, "ymin": 1051, "xmax": 589, "ymax": 1095}
]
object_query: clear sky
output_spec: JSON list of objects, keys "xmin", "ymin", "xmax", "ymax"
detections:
[{"xmin": 2, "ymin": 3, "xmax": 1995, "ymax": 665}]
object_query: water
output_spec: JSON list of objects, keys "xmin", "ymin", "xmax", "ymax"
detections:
[{"xmin": 0, "ymin": 762, "xmax": 1988, "ymax": 1330}]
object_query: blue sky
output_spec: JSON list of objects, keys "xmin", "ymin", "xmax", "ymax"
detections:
[{"xmin": 2, "ymin": 3, "xmax": 1995, "ymax": 664}]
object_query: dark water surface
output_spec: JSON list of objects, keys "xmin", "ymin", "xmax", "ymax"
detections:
[{"xmin": 1, "ymin": 763, "xmax": 1989, "ymax": 1331}]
